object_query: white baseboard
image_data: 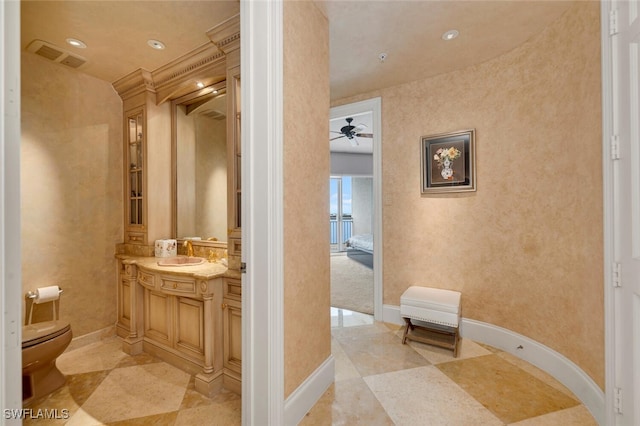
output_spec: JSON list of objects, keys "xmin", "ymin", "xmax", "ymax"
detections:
[
  {"xmin": 382, "ymin": 303, "xmax": 402, "ymax": 325},
  {"xmin": 382, "ymin": 305, "xmax": 605, "ymax": 424},
  {"xmin": 284, "ymin": 355, "xmax": 335, "ymax": 426}
]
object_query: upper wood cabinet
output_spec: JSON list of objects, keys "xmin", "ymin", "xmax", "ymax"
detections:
[{"xmin": 114, "ymin": 72, "xmax": 173, "ymax": 251}]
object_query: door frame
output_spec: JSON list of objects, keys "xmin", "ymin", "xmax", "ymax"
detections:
[
  {"xmin": 600, "ymin": 2, "xmax": 615, "ymax": 424},
  {"xmin": 1, "ymin": 0, "xmax": 23, "ymax": 417},
  {"xmin": 330, "ymin": 98, "xmax": 383, "ymax": 321},
  {"xmin": 241, "ymin": 1, "xmax": 285, "ymax": 424},
  {"xmin": 600, "ymin": 0, "xmax": 636, "ymax": 424}
]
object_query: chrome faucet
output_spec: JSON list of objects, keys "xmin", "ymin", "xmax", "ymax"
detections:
[{"xmin": 183, "ymin": 240, "xmax": 194, "ymax": 257}]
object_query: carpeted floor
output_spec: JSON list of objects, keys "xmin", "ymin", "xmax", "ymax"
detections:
[{"xmin": 330, "ymin": 253, "xmax": 374, "ymax": 315}]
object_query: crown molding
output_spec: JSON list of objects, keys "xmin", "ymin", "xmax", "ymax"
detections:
[
  {"xmin": 207, "ymin": 13, "xmax": 240, "ymax": 54},
  {"xmin": 112, "ymin": 68, "xmax": 155, "ymax": 100},
  {"xmin": 113, "ymin": 14, "xmax": 240, "ymax": 104},
  {"xmin": 152, "ymin": 42, "xmax": 227, "ymax": 104}
]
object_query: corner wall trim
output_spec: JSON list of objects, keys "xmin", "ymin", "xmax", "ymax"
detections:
[
  {"xmin": 382, "ymin": 305, "xmax": 604, "ymax": 424},
  {"xmin": 284, "ymin": 355, "xmax": 335, "ymax": 426}
]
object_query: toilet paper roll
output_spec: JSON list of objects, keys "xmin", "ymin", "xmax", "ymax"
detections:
[{"xmin": 34, "ymin": 285, "xmax": 60, "ymax": 304}]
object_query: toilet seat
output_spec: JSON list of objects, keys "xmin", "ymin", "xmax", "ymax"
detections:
[{"xmin": 22, "ymin": 320, "xmax": 71, "ymax": 349}]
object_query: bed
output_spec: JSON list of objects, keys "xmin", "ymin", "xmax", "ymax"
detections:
[{"xmin": 345, "ymin": 233, "xmax": 374, "ymax": 269}]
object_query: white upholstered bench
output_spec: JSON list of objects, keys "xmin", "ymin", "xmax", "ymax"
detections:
[{"xmin": 400, "ymin": 286, "xmax": 462, "ymax": 357}]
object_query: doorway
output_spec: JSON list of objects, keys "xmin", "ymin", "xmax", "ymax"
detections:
[
  {"xmin": 329, "ymin": 98, "xmax": 382, "ymax": 320},
  {"xmin": 330, "ymin": 175, "xmax": 374, "ymax": 314}
]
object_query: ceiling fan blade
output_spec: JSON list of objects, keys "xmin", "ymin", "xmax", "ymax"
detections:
[
  {"xmin": 355, "ymin": 133, "xmax": 373, "ymax": 138},
  {"xmin": 330, "ymin": 130, "xmax": 343, "ymax": 134},
  {"xmin": 349, "ymin": 137, "xmax": 359, "ymax": 147},
  {"xmin": 330, "ymin": 135, "xmax": 346, "ymax": 141}
]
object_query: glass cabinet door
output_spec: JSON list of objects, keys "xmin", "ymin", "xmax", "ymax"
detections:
[{"xmin": 127, "ymin": 110, "xmax": 144, "ymax": 226}]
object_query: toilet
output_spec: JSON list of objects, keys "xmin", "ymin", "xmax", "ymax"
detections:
[{"xmin": 22, "ymin": 287, "xmax": 72, "ymax": 405}]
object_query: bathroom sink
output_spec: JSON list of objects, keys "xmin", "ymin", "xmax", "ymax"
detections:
[{"xmin": 157, "ymin": 256, "xmax": 205, "ymax": 267}]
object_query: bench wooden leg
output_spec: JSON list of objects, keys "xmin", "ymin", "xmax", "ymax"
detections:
[
  {"xmin": 452, "ymin": 328, "xmax": 460, "ymax": 357},
  {"xmin": 401, "ymin": 317, "xmax": 413, "ymax": 344},
  {"xmin": 401, "ymin": 317, "xmax": 460, "ymax": 357}
]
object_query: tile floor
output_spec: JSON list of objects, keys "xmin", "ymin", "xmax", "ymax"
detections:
[
  {"xmin": 302, "ymin": 308, "xmax": 598, "ymax": 425},
  {"xmin": 24, "ymin": 308, "xmax": 598, "ymax": 425},
  {"xmin": 24, "ymin": 338, "xmax": 241, "ymax": 425}
]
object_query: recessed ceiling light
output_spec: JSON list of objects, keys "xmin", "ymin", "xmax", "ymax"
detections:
[
  {"xmin": 66, "ymin": 38, "xmax": 86, "ymax": 48},
  {"xmin": 147, "ymin": 39, "xmax": 166, "ymax": 50},
  {"xmin": 442, "ymin": 30, "xmax": 459, "ymax": 41},
  {"xmin": 196, "ymin": 82, "xmax": 205, "ymax": 89}
]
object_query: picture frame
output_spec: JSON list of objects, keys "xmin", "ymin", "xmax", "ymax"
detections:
[{"xmin": 420, "ymin": 129, "xmax": 476, "ymax": 194}]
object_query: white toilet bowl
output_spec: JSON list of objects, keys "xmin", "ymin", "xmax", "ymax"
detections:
[{"xmin": 22, "ymin": 320, "xmax": 72, "ymax": 405}]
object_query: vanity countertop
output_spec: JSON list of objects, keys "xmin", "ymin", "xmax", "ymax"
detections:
[{"xmin": 116, "ymin": 254, "xmax": 238, "ymax": 280}]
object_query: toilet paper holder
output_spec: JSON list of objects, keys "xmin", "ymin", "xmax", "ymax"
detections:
[
  {"xmin": 26, "ymin": 287, "xmax": 63, "ymax": 299},
  {"xmin": 25, "ymin": 287, "xmax": 64, "ymax": 325}
]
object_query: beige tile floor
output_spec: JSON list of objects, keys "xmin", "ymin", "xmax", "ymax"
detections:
[{"xmin": 24, "ymin": 308, "xmax": 597, "ymax": 425}]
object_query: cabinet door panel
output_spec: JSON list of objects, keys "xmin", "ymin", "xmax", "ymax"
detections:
[
  {"xmin": 175, "ymin": 297, "xmax": 204, "ymax": 358},
  {"xmin": 223, "ymin": 298, "xmax": 242, "ymax": 373},
  {"xmin": 119, "ymin": 279, "xmax": 131, "ymax": 326},
  {"xmin": 145, "ymin": 290, "xmax": 171, "ymax": 346}
]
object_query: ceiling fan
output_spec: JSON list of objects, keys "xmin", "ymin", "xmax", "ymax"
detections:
[{"xmin": 330, "ymin": 117, "xmax": 373, "ymax": 146}]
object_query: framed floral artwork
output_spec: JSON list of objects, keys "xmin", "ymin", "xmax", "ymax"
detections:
[{"xmin": 420, "ymin": 129, "xmax": 476, "ymax": 194}]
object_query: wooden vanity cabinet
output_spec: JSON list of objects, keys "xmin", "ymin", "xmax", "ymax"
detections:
[
  {"xmin": 116, "ymin": 256, "xmax": 241, "ymax": 396},
  {"xmin": 119, "ymin": 265, "xmax": 226, "ymax": 396},
  {"xmin": 139, "ymin": 270, "xmax": 208, "ymax": 365}
]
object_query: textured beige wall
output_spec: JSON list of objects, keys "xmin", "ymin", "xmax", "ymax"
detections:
[
  {"xmin": 283, "ymin": 1, "xmax": 331, "ymax": 397},
  {"xmin": 21, "ymin": 53, "xmax": 123, "ymax": 336},
  {"xmin": 336, "ymin": 2, "xmax": 604, "ymax": 387}
]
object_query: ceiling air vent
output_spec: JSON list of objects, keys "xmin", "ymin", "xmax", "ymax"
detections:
[
  {"xmin": 60, "ymin": 55, "xmax": 86, "ymax": 69},
  {"xmin": 27, "ymin": 40, "xmax": 87, "ymax": 69},
  {"xmin": 34, "ymin": 44, "xmax": 63, "ymax": 61}
]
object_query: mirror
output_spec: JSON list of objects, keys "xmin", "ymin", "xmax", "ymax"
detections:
[{"xmin": 173, "ymin": 85, "xmax": 228, "ymax": 242}]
